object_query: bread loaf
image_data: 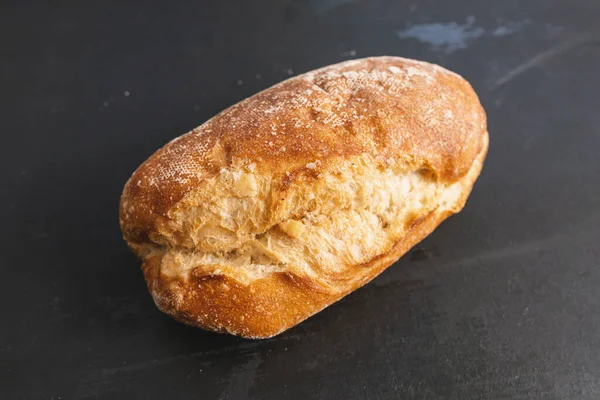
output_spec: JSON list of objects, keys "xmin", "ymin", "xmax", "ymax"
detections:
[{"xmin": 119, "ymin": 56, "xmax": 488, "ymax": 339}]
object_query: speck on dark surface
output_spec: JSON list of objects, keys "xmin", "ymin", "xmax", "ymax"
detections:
[{"xmin": 2, "ymin": 0, "xmax": 600, "ymax": 399}]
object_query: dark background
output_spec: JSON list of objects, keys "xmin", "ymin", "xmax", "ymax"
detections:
[{"xmin": 2, "ymin": 0, "xmax": 600, "ymax": 398}]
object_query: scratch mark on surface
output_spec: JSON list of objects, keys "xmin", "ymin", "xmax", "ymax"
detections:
[
  {"xmin": 74, "ymin": 340, "xmax": 265, "ymax": 399},
  {"xmin": 491, "ymin": 34, "xmax": 598, "ymax": 89},
  {"xmin": 375, "ymin": 219, "xmax": 600, "ymax": 288},
  {"xmin": 440, "ymin": 225, "xmax": 600, "ymax": 271},
  {"xmin": 96, "ymin": 341, "xmax": 261, "ymax": 376},
  {"xmin": 219, "ymin": 356, "xmax": 262, "ymax": 400}
]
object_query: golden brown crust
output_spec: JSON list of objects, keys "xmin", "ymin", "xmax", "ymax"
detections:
[
  {"xmin": 120, "ymin": 57, "xmax": 486, "ymax": 244},
  {"xmin": 143, "ymin": 132, "xmax": 487, "ymax": 339},
  {"xmin": 119, "ymin": 56, "xmax": 489, "ymax": 338}
]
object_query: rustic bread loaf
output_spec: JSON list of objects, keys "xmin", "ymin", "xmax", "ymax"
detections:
[{"xmin": 119, "ymin": 56, "xmax": 488, "ymax": 339}]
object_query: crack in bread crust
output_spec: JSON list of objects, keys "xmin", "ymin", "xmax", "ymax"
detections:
[{"xmin": 135, "ymin": 154, "xmax": 451, "ymax": 285}]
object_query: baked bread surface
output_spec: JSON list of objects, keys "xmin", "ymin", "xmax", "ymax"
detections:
[{"xmin": 120, "ymin": 56, "xmax": 488, "ymax": 338}]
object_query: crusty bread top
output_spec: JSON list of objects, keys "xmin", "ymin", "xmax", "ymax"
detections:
[{"xmin": 120, "ymin": 56, "xmax": 486, "ymax": 247}]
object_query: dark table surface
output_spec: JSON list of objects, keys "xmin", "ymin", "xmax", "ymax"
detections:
[{"xmin": 3, "ymin": 0, "xmax": 600, "ymax": 398}]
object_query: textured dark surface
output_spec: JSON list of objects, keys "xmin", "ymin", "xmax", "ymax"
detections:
[{"xmin": 2, "ymin": 1, "xmax": 600, "ymax": 399}]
